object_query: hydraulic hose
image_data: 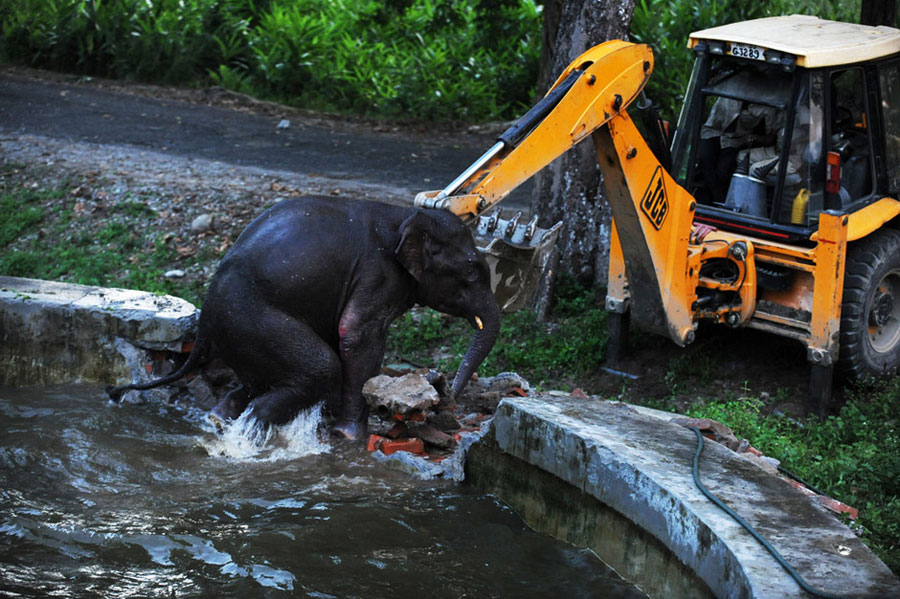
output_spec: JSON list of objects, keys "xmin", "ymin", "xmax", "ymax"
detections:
[{"xmin": 688, "ymin": 427, "xmax": 849, "ymax": 599}]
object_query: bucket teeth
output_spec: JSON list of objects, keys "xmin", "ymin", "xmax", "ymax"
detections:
[{"xmin": 471, "ymin": 211, "xmax": 562, "ymax": 312}]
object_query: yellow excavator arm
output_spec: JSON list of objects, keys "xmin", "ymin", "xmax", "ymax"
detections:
[
  {"xmin": 416, "ymin": 40, "xmax": 707, "ymax": 345},
  {"xmin": 416, "ymin": 41, "xmax": 655, "ymax": 219}
]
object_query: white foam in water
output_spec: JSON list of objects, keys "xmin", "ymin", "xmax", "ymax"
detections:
[{"xmin": 202, "ymin": 404, "xmax": 330, "ymax": 461}]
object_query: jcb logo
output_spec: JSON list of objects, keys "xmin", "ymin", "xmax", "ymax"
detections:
[{"xmin": 640, "ymin": 167, "xmax": 668, "ymax": 230}]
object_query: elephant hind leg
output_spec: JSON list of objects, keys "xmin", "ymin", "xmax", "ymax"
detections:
[
  {"xmin": 210, "ymin": 385, "xmax": 252, "ymax": 424},
  {"xmin": 242, "ymin": 328, "xmax": 341, "ymax": 426},
  {"xmin": 209, "ymin": 299, "xmax": 342, "ymax": 426}
]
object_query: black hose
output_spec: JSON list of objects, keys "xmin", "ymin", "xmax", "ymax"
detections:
[
  {"xmin": 688, "ymin": 427, "xmax": 849, "ymax": 599},
  {"xmin": 497, "ymin": 69, "xmax": 583, "ymax": 148}
]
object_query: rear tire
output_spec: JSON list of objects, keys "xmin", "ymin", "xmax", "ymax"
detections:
[{"xmin": 838, "ymin": 228, "xmax": 900, "ymax": 380}]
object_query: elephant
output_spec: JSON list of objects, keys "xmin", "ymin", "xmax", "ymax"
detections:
[{"xmin": 108, "ymin": 196, "xmax": 500, "ymax": 440}]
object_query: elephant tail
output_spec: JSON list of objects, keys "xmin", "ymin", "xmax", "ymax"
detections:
[{"xmin": 106, "ymin": 334, "xmax": 214, "ymax": 403}]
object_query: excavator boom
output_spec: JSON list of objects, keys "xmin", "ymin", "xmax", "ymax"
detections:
[{"xmin": 419, "ymin": 19, "xmax": 900, "ymax": 414}]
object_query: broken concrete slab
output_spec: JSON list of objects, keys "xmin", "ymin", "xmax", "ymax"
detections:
[
  {"xmin": 374, "ymin": 420, "xmax": 491, "ymax": 482},
  {"xmin": 363, "ymin": 373, "xmax": 440, "ymax": 417},
  {"xmin": 471, "ymin": 394, "xmax": 900, "ymax": 599},
  {"xmin": 0, "ymin": 276, "xmax": 196, "ymax": 386}
]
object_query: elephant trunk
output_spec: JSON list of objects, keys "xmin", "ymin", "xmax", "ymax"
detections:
[{"xmin": 450, "ymin": 297, "xmax": 501, "ymax": 399}]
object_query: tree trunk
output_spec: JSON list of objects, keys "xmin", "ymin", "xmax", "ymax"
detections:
[
  {"xmin": 530, "ymin": 0, "xmax": 636, "ymax": 315},
  {"xmin": 860, "ymin": 0, "xmax": 897, "ymax": 27}
]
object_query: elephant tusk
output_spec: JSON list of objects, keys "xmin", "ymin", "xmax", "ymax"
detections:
[{"xmin": 475, "ymin": 315, "xmax": 484, "ymax": 330}]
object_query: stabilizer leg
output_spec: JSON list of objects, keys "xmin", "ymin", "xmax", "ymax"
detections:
[
  {"xmin": 807, "ymin": 363, "xmax": 833, "ymax": 419},
  {"xmin": 607, "ymin": 310, "xmax": 631, "ymax": 366}
]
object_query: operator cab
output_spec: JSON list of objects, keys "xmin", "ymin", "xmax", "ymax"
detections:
[{"xmin": 670, "ymin": 15, "xmax": 900, "ymax": 243}]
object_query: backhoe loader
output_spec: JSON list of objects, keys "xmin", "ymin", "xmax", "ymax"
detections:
[{"xmin": 413, "ymin": 15, "xmax": 900, "ymax": 415}]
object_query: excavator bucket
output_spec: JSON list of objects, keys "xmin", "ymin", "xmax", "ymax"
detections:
[{"xmin": 470, "ymin": 210, "xmax": 562, "ymax": 313}]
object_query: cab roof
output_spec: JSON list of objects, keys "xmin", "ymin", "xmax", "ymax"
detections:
[{"xmin": 689, "ymin": 15, "xmax": 900, "ymax": 68}]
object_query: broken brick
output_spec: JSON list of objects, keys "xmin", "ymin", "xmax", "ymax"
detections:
[
  {"xmin": 379, "ymin": 438, "xmax": 425, "ymax": 456},
  {"xmin": 816, "ymin": 496, "xmax": 859, "ymax": 520},
  {"xmin": 367, "ymin": 434, "xmax": 385, "ymax": 452}
]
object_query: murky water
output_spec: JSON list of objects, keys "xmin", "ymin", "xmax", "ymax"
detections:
[{"xmin": 0, "ymin": 384, "xmax": 646, "ymax": 598}]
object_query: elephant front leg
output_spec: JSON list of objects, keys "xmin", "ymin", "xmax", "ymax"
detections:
[{"xmin": 332, "ymin": 311, "xmax": 390, "ymax": 440}]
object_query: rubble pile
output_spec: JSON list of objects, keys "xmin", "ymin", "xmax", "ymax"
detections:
[{"xmin": 363, "ymin": 367, "xmax": 531, "ymax": 480}]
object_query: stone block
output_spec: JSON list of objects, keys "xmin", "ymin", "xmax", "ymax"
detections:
[{"xmin": 362, "ymin": 373, "xmax": 440, "ymax": 418}]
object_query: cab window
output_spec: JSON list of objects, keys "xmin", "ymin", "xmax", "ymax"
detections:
[
  {"xmin": 827, "ymin": 67, "xmax": 874, "ymax": 206},
  {"xmin": 879, "ymin": 58, "xmax": 900, "ymax": 194}
]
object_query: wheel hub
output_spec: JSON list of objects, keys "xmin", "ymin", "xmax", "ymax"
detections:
[
  {"xmin": 867, "ymin": 271, "xmax": 900, "ymax": 354},
  {"xmin": 870, "ymin": 289, "xmax": 894, "ymax": 328}
]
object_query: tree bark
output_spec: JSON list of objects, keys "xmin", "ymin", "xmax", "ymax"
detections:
[
  {"xmin": 530, "ymin": 0, "xmax": 636, "ymax": 314},
  {"xmin": 860, "ymin": 0, "xmax": 897, "ymax": 27}
]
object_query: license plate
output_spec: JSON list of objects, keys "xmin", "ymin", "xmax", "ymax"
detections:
[{"xmin": 728, "ymin": 43, "xmax": 765, "ymax": 61}]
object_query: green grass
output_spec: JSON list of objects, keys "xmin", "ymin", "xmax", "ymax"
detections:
[
  {"xmin": 663, "ymin": 380, "xmax": 900, "ymax": 574},
  {"xmin": 0, "ymin": 178, "xmax": 207, "ymax": 305},
  {"xmin": 386, "ymin": 274, "xmax": 609, "ymax": 388}
]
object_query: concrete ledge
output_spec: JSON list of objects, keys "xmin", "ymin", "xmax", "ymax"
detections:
[
  {"xmin": 473, "ymin": 395, "xmax": 899, "ymax": 599},
  {"xmin": 0, "ymin": 276, "xmax": 196, "ymax": 385}
]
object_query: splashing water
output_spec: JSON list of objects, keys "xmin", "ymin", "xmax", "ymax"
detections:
[{"xmin": 202, "ymin": 403, "xmax": 330, "ymax": 461}]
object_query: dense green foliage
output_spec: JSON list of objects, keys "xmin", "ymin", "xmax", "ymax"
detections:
[
  {"xmin": 0, "ymin": 0, "xmax": 541, "ymax": 121},
  {"xmin": 1, "ymin": 0, "xmax": 878, "ymax": 122}
]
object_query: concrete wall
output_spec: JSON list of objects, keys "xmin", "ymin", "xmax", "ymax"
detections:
[
  {"xmin": 0, "ymin": 276, "xmax": 196, "ymax": 386},
  {"xmin": 467, "ymin": 395, "xmax": 900, "ymax": 599}
]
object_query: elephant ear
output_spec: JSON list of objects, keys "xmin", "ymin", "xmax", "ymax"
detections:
[{"xmin": 395, "ymin": 211, "xmax": 433, "ymax": 282}]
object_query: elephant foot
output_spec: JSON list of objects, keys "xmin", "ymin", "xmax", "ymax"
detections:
[
  {"xmin": 332, "ymin": 419, "xmax": 367, "ymax": 441},
  {"xmin": 208, "ymin": 411, "xmax": 227, "ymax": 433},
  {"xmin": 209, "ymin": 386, "xmax": 251, "ymax": 432}
]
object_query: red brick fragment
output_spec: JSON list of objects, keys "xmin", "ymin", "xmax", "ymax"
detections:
[
  {"xmin": 181, "ymin": 341, "xmax": 194, "ymax": 354},
  {"xmin": 367, "ymin": 434, "xmax": 385, "ymax": 452},
  {"xmin": 816, "ymin": 496, "xmax": 859, "ymax": 520},
  {"xmin": 506, "ymin": 386, "xmax": 528, "ymax": 397},
  {"xmin": 379, "ymin": 438, "xmax": 425, "ymax": 456},
  {"xmin": 571, "ymin": 388, "xmax": 588, "ymax": 399},
  {"xmin": 407, "ymin": 411, "xmax": 427, "ymax": 422}
]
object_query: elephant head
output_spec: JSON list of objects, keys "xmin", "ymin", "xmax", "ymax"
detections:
[{"xmin": 396, "ymin": 209, "xmax": 501, "ymax": 398}]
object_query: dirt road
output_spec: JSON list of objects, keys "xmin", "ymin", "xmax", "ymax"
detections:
[{"xmin": 0, "ymin": 66, "xmax": 532, "ymax": 209}]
